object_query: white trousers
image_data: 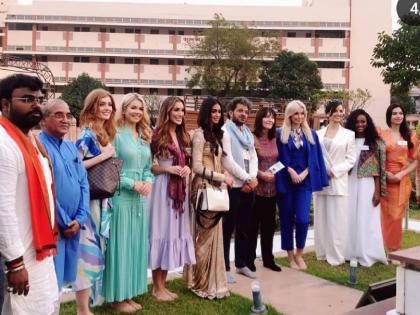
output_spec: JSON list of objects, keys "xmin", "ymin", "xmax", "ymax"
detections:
[{"xmin": 314, "ymin": 194, "xmax": 349, "ymax": 266}]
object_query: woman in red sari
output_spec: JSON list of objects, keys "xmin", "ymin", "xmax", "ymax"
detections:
[{"xmin": 379, "ymin": 104, "xmax": 418, "ymax": 254}]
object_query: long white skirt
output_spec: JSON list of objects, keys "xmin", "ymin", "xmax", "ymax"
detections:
[
  {"xmin": 347, "ymin": 174, "xmax": 387, "ymax": 267},
  {"xmin": 314, "ymin": 194, "xmax": 349, "ymax": 266},
  {"xmin": 2, "ymin": 256, "xmax": 58, "ymax": 315}
]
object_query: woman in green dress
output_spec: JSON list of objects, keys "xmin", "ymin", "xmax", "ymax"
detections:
[{"xmin": 103, "ymin": 93, "xmax": 154, "ymax": 313}]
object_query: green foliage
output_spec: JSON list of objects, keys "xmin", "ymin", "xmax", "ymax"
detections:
[
  {"xmin": 60, "ymin": 279, "xmax": 283, "ymax": 315},
  {"xmin": 371, "ymin": 23, "xmax": 420, "ymax": 95},
  {"xmin": 311, "ymin": 88, "xmax": 371, "ymax": 114},
  {"xmin": 258, "ymin": 50, "xmax": 323, "ymax": 106},
  {"xmin": 186, "ymin": 14, "xmax": 279, "ymax": 96},
  {"xmin": 60, "ymin": 73, "xmax": 107, "ymax": 122},
  {"xmin": 391, "ymin": 90, "xmax": 416, "ymax": 114}
]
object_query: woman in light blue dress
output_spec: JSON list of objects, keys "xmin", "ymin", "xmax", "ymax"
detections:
[{"xmin": 102, "ymin": 93, "xmax": 154, "ymax": 312}]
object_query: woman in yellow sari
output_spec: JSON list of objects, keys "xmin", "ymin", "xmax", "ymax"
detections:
[{"xmin": 379, "ymin": 104, "xmax": 418, "ymax": 254}]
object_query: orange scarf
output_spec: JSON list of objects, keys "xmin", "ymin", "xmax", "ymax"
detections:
[{"xmin": 0, "ymin": 117, "xmax": 57, "ymax": 260}]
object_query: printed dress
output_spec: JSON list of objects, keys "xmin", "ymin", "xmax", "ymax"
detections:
[{"xmin": 74, "ymin": 128, "xmax": 111, "ymax": 305}]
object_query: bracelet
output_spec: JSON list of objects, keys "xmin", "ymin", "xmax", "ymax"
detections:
[{"xmin": 4, "ymin": 264, "xmax": 25, "ymax": 274}]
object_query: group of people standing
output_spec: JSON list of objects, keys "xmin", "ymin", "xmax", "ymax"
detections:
[{"xmin": 0, "ymin": 73, "xmax": 419, "ymax": 315}]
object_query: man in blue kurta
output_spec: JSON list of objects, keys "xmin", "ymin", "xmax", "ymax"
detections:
[{"xmin": 38, "ymin": 99, "xmax": 89, "ymax": 290}]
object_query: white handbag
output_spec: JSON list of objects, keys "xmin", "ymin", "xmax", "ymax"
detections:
[{"xmin": 195, "ymin": 168, "xmax": 229, "ymax": 212}]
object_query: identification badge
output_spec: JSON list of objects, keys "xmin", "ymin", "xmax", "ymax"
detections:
[
  {"xmin": 268, "ymin": 161, "xmax": 285, "ymax": 174},
  {"xmin": 361, "ymin": 145, "xmax": 369, "ymax": 151},
  {"xmin": 397, "ymin": 140, "xmax": 408, "ymax": 146}
]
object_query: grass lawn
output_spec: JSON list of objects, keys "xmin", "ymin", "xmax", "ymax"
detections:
[
  {"xmin": 276, "ymin": 230, "xmax": 420, "ymax": 292},
  {"xmin": 60, "ymin": 279, "xmax": 283, "ymax": 315},
  {"xmin": 409, "ymin": 199, "xmax": 420, "ymax": 220}
]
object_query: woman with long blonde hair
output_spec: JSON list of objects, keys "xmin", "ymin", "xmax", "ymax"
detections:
[
  {"xmin": 74, "ymin": 88, "xmax": 116, "ymax": 315},
  {"xmin": 276, "ymin": 100, "xmax": 328, "ymax": 269},
  {"xmin": 102, "ymin": 93, "xmax": 154, "ymax": 312},
  {"xmin": 148, "ymin": 96, "xmax": 196, "ymax": 301}
]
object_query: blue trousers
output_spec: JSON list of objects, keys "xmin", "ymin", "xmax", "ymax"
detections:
[{"xmin": 277, "ymin": 187, "xmax": 312, "ymax": 250}]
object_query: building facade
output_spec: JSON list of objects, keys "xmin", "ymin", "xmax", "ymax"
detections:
[{"xmin": 0, "ymin": 0, "xmax": 391, "ymax": 125}]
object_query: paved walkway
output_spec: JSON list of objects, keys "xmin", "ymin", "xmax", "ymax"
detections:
[{"xmin": 228, "ymin": 258, "xmax": 362, "ymax": 315}]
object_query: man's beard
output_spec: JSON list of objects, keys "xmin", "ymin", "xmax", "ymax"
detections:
[
  {"xmin": 9, "ymin": 107, "xmax": 43, "ymax": 132},
  {"xmin": 232, "ymin": 116, "xmax": 244, "ymax": 127}
]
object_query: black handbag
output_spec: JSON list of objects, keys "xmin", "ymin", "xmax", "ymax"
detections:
[{"xmin": 87, "ymin": 157, "xmax": 123, "ymax": 200}]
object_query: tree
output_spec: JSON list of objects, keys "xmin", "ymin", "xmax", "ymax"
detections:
[
  {"xmin": 143, "ymin": 93, "xmax": 163, "ymax": 127},
  {"xmin": 371, "ymin": 23, "xmax": 420, "ymax": 95},
  {"xmin": 61, "ymin": 73, "xmax": 107, "ymax": 122},
  {"xmin": 312, "ymin": 88, "xmax": 372, "ymax": 114},
  {"xmin": 258, "ymin": 50, "xmax": 323, "ymax": 105},
  {"xmin": 186, "ymin": 14, "xmax": 279, "ymax": 96}
]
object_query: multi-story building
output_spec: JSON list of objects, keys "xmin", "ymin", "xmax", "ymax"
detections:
[{"xmin": 0, "ymin": 0, "xmax": 391, "ymax": 125}]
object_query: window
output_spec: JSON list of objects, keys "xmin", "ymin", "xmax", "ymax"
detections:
[
  {"xmin": 316, "ymin": 61, "xmax": 345, "ymax": 68},
  {"xmin": 176, "ymin": 89, "xmax": 183, "ymax": 96},
  {"xmin": 73, "ymin": 56, "xmax": 80, "ymax": 62},
  {"xmin": 125, "ymin": 28, "xmax": 134, "ymax": 33},
  {"xmin": 134, "ymin": 29, "xmax": 141, "ymax": 34},
  {"xmin": 41, "ymin": 26, "xmax": 48, "ymax": 31},
  {"xmin": 168, "ymin": 59, "xmax": 175, "ymax": 65},
  {"xmin": 124, "ymin": 87, "xmax": 140, "ymax": 94},
  {"xmin": 315, "ymin": 30, "xmax": 345, "ymax": 38},
  {"xmin": 100, "ymin": 27, "xmax": 106, "ymax": 33},
  {"xmin": 178, "ymin": 30, "xmax": 184, "ymax": 35},
  {"xmin": 13, "ymin": 23, "xmax": 32, "ymax": 30},
  {"xmin": 177, "ymin": 59, "xmax": 184, "ymax": 65},
  {"xmin": 39, "ymin": 56, "xmax": 48, "ymax": 62},
  {"xmin": 125, "ymin": 58, "xmax": 134, "ymax": 64},
  {"xmin": 109, "ymin": 58, "xmax": 115, "ymax": 64},
  {"xmin": 192, "ymin": 60, "xmax": 202, "ymax": 66},
  {"xmin": 168, "ymin": 30, "xmax": 176, "ymax": 35},
  {"xmin": 167, "ymin": 88, "xmax": 175, "ymax": 95},
  {"xmin": 81, "ymin": 56, "xmax": 90, "ymax": 63},
  {"xmin": 134, "ymin": 58, "xmax": 140, "ymax": 64},
  {"xmin": 192, "ymin": 89, "xmax": 202, "ymax": 96},
  {"xmin": 150, "ymin": 29, "xmax": 159, "ymax": 34},
  {"xmin": 305, "ymin": 32, "xmax": 312, "ymax": 38},
  {"xmin": 149, "ymin": 88, "xmax": 159, "ymax": 94},
  {"xmin": 150, "ymin": 59, "xmax": 159, "ymax": 65},
  {"xmin": 74, "ymin": 27, "xmax": 80, "ymax": 32},
  {"xmin": 81, "ymin": 27, "xmax": 90, "ymax": 32},
  {"xmin": 287, "ymin": 32, "xmax": 296, "ymax": 38},
  {"xmin": 99, "ymin": 57, "xmax": 106, "ymax": 64},
  {"xmin": 108, "ymin": 87, "xmax": 115, "ymax": 94},
  {"xmin": 110, "ymin": 28, "xmax": 116, "ymax": 33}
]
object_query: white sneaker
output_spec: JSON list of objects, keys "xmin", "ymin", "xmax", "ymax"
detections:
[
  {"xmin": 236, "ymin": 266, "xmax": 256, "ymax": 279},
  {"xmin": 226, "ymin": 271, "xmax": 236, "ymax": 284}
]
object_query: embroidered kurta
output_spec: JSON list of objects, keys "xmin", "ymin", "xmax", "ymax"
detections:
[
  {"xmin": 379, "ymin": 129, "xmax": 419, "ymax": 251},
  {"xmin": 39, "ymin": 131, "xmax": 89, "ymax": 289}
]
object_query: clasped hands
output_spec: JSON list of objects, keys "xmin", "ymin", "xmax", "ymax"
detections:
[
  {"xmin": 134, "ymin": 181, "xmax": 152, "ymax": 196},
  {"xmin": 167, "ymin": 165, "xmax": 191, "ymax": 178},
  {"xmin": 241, "ymin": 177, "xmax": 258, "ymax": 193},
  {"xmin": 386, "ymin": 171, "xmax": 403, "ymax": 184},
  {"xmin": 288, "ymin": 167, "xmax": 308, "ymax": 184}
]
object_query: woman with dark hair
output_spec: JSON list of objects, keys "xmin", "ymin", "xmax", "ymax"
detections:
[
  {"xmin": 314, "ymin": 100, "xmax": 356, "ymax": 266},
  {"xmin": 345, "ymin": 109, "xmax": 387, "ymax": 266},
  {"xmin": 187, "ymin": 97, "xmax": 237, "ymax": 299},
  {"xmin": 379, "ymin": 104, "xmax": 418, "ymax": 254},
  {"xmin": 249, "ymin": 107, "xmax": 281, "ymax": 272},
  {"xmin": 276, "ymin": 101, "xmax": 328, "ymax": 269},
  {"xmin": 148, "ymin": 96, "xmax": 195, "ymax": 301}
]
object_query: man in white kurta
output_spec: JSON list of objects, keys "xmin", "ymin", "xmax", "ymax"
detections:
[{"xmin": 0, "ymin": 74, "xmax": 58, "ymax": 315}]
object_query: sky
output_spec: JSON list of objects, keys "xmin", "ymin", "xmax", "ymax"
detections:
[{"xmin": 17, "ymin": 0, "xmax": 399, "ymax": 30}]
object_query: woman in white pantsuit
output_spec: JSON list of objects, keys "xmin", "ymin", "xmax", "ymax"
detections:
[{"xmin": 314, "ymin": 101, "xmax": 356, "ymax": 266}]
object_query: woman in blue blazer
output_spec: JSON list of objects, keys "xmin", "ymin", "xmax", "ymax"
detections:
[{"xmin": 276, "ymin": 100, "xmax": 328, "ymax": 269}]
